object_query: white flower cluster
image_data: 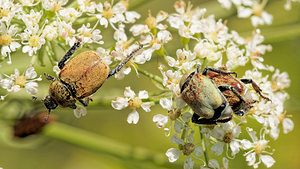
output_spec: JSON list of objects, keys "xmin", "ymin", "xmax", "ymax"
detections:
[
  {"xmin": 0, "ymin": 67, "xmax": 41, "ymax": 99},
  {"xmin": 0, "ymin": 0, "xmax": 142, "ymax": 66},
  {"xmin": 110, "ymin": 1, "xmax": 293, "ymax": 168},
  {"xmin": 217, "ymin": 0, "xmax": 273, "ymax": 27},
  {"xmin": 0, "ymin": 0, "xmax": 293, "ymax": 168}
]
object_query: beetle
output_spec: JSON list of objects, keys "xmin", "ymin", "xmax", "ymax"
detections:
[
  {"xmin": 33, "ymin": 38, "xmax": 143, "ymax": 118},
  {"xmin": 13, "ymin": 113, "xmax": 55, "ymax": 138},
  {"xmin": 180, "ymin": 65, "xmax": 235, "ymax": 124},
  {"xmin": 202, "ymin": 66, "xmax": 271, "ymax": 116}
]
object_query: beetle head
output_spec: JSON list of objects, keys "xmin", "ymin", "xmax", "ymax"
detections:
[
  {"xmin": 43, "ymin": 95, "xmax": 58, "ymax": 111},
  {"xmin": 179, "ymin": 71, "xmax": 195, "ymax": 93}
]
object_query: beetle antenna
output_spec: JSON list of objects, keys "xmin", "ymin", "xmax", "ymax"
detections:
[
  {"xmin": 32, "ymin": 96, "xmax": 43, "ymax": 102},
  {"xmin": 45, "ymin": 109, "xmax": 50, "ymax": 122},
  {"xmin": 58, "ymin": 38, "xmax": 82, "ymax": 70},
  {"xmin": 107, "ymin": 44, "xmax": 144, "ymax": 79}
]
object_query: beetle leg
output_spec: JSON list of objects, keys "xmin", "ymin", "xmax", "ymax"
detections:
[
  {"xmin": 78, "ymin": 97, "xmax": 92, "ymax": 107},
  {"xmin": 218, "ymin": 85, "xmax": 247, "ymax": 103},
  {"xmin": 240, "ymin": 79, "xmax": 271, "ymax": 101},
  {"xmin": 107, "ymin": 44, "xmax": 143, "ymax": 79},
  {"xmin": 44, "ymin": 73, "xmax": 55, "ymax": 81},
  {"xmin": 202, "ymin": 66, "xmax": 237, "ymax": 77},
  {"xmin": 196, "ymin": 64, "xmax": 201, "ymax": 74},
  {"xmin": 69, "ymin": 104, "xmax": 77, "ymax": 109},
  {"xmin": 216, "ymin": 115, "xmax": 232, "ymax": 123},
  {"xmin": 58, "ymin": 38, "xmax": 82, "ymax": 70},
  {"xmin": 192, "ymin": 114, "xmax": 217, "ymax": 125}
]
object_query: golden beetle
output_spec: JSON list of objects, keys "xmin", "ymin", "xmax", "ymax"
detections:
[{"xmin": 34, "ymin": 39, "xmax": 143, "ymax": 117}]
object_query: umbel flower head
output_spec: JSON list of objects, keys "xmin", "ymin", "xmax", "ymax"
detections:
[{"xmin": 0, "ymin": 0, "xmax": 294, "ymax": 169}]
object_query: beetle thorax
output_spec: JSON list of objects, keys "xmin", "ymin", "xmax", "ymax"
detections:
[{"xmin": 49, "ymin": 80, "xmax": 76, "ymax": 108}]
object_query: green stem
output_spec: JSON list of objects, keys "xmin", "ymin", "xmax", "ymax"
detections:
[
  {"xmin": 199, "ymin": 126, "xmax": 209, "ymax": 166},
  {"xmin": 42, "ymin": 122, "xmax": 180, "ymax": 167},
  {"xmin": 137, "ymin": 68, "xmax": 163, "ymax": 84},
  {"xmin": 73, "ymin": 16, "xmax": 98, "ymax": 25},
  {"xmin": 179, "ymin": 122, "xmax": 188, "ymax": 150}
]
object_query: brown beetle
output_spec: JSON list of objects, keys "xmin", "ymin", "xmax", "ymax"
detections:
[
  {"xmin": 202, "ymin": 66, "xmax": 271, "ymax": 116},
  {"xmin": 180, "ymin": 65, "xmax": 234, "ymax": 124},
  {"xmin": 34, "ymin": 39, "xmax": 143, "ymax": 118},
  {"xmin": 13, "ymin": 113, "xmax": 56, "ymax": 138}
]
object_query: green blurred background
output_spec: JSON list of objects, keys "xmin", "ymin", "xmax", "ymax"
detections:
[{"xmin": 0, "ymin": 0, "xmax": 299, "ymax": 169}]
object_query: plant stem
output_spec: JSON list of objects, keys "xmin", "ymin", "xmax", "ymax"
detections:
[
  {"xmin": 199, "ymin": 126, "xmax": 209, "ymax": 166},
  {"xmin": 137, "ymin": 68, "xmax": 163, "ymax": 84},
  {"xmin": 42, "ymin": 122, "xmax": 181, "ymax": 167}
]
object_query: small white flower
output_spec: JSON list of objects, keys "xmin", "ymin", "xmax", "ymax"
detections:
[
  {"xmin": 242, "ymin": 128, "xmax": 275, "ymax": 168},
  {"xmin": 77, "ymin": 23, "xmax": 103, "ymax": 44},
  {"xmin": 0, "ymin": 22, "xmax": 21, "ymax": 64},
  {"xmin": 127, "ymin": 109, "xmax": 139, "ymax": 124},
  {"xmin": 73, "ymin": 105, "xmax": 87, "ymax": 118},
  {"xmin": 59, "ymin": 8, "xmax": 82, "ymax": 22},
  {"xmin": 0, "ymin": 67, "xmax": 42, "ymax": 95},
  {"xmin": 153, "ymin": 114, "xmax": 169, "ymax": 128},
  {"xmin": 111, "ymin": 87, "xmax": 151, "ymax": 124},
  {"xmin": 21, "ymin": 25, "xmax": 46, "ymax": 56},
  {"xmin": 166, "ymin": 148, "xmax": 181, "ymax": 162}
]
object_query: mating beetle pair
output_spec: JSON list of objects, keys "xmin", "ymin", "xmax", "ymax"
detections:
[
  {"xmin": 34, "ymin": 39, "xmax": 143, "ymax": 117},
  {"xmin": 180, "ymin": 65, "xmax": 270, "ymax": 124}
]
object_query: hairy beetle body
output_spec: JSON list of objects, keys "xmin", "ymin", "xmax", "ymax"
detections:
[
  {"xmin": 203, "ymin": 67, "xmax": 271, "ymax": 116},
  {"xmin": 180, "ymin": 65, "xmax": 233, "ymax": 124},
  {"xmin": 33, "ymin": 39, "xmax": 144, "ymax": 119},
  {"xmin": 181, "ymin": 73, "xmax": 223, "ymax": 118},
  {"xmin": 59, "ymin": 51, "xmax": 109, "ymax": 99},
  {"xmin": 207, "ymin": 71, "xmax": 249, "ymax": 111},
  {"xmin": 49, "ymin": 80, "xmax": 76, "ymax": 108}
]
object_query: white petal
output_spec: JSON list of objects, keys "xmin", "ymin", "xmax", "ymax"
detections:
[
  {"xmin": 7, "ymin": 85, "xmax": 21, "ymax": 93},
  {"xmin": 165, "ymin": 148, "xmax": 181, "ymax": 162},
  {"xmin": 282, "ymin": 118, "xmax": 294, "ymax": 133},
  {"xmin": 223, "ymin": 157, "xmax": 229, "ymax": 169},
  {"xmin": 127, "ymin": 110, "xmax": 139, "ymax": 124},
  {"xmin": 260, "ymin": 155, "xmax": 275, "ymax": 168},
  {"xmin": 212, "ymin": 127, "xmax": 225, "ymax": 140},
  {"xmin": 138, "ymin": 90, "xmax": 148, "ymax": 99},
  {"xmin": 73, "ymin": 105, "xmax": 87, "ymax": 118},
  {"xmin": 153, "ymin": 114, "xmax": 169, "ymax": 128},
  {"xmin": 194, "ymin": 146, "xmax": 203, "ymax": 157},
  {"xmin": 241, "ymin": 139, "xmax": 253, "ymax": 150},
  {"xmin": 247, "ymin": 128, "xmax": 258, "ymax": 142},
  {"xmin": 25, "ymin": 82, "xmax": 38, "ymax": 95},
  {"xmin": 171, "ymin": 134, "xmax": 185, "ymax": 145},
  {"xmin": 208, "ymin": 159, "xmax": 220, "ymax": 169},
  {"xmin": 124, "ymin": 86, "xmax": 135, "ymax": 98},
  {"xmin": 1, "ymin": 45, "xmax": 11, "ymax": 57},
  {"xmin": 211, "ymin": 142, "xmax": 224, "ymax": 156},
  {"xmin": 141, "ymin": 102, "xmax": 151, "ymax": 112},
  {"xmin": 237, "ymin": 6, "xmax": 252, "ymax": 18},
  {"xmin": 125, "ymin": 11, "xmax": 140, "ymax": 23},
  {"xmin": 0, "ymin": 78, "xmax": 13, "ymax": 89},
  {"xmin": 230, "ymin": 140, "xmax": 240, "ymax": 156},
  {"xmin": 160, "ymin": 97, "xmax": 172, "ymax": 110},
  {"xmin": 174, "ymin": 120, "xmax": 183, "ymax": 134},
  {"xmin": 246, "ymin": 152, "xmax": 256, "ymax": 166},
  {"xmin": 25, "ymin": 67, "xmax": 37, "ymax": 79},
  {"xmin": 270, "ymin": 127, "xmax": 280, "ymax": 140},
  {"xmin": 111, "ymin": 97, "xmax": 129, "ymax": 110},
  {"xmin": 261, "ymin": 11, "xmax": 273, "ymax": 25},
  {"xmin": 184, "ymin": 156, "xmax": 194, "ymax": 169},
  {"xmin": 181, "ymin": 112, "xmax": 192, "ymax": 122}
]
